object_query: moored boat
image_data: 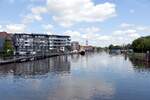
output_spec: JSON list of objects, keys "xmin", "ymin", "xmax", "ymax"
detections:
[{"xmin": 79, "ymin": 50, "xmax": 85, "ymax": 55}]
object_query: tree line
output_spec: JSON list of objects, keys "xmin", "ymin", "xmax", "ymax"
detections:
[
  {"xmin": 108, "ymin": 36, "xmax": 150, "ymax": 53},
  {"xmin": 0, "ymin": 38, "xmax": 14, "ymax": 57},
  {"xmin": 132, "ymin": 36, "xmax": 150, "ymax": 53}
]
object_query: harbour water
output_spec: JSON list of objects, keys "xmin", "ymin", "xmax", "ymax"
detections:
[{"xmin": 0, "ymin": 52, "xmax": 150, "ymax": 100}]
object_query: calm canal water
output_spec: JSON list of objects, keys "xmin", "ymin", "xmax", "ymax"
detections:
[{"xmin": 0, "ymin": 52, "xmax": 150, "ymax": 100}]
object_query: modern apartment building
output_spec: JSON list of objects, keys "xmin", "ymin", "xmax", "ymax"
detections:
[
  {"xmin": 32, "ymin": 34, "xmax": 49, "ymax": 55},
  {"xmin": 49, "ymin": 35, "xmax": 71, "ymax": 52},
  {"xmin": 12, "ymin": 33, "xmax": 71, "ymax": 55}
]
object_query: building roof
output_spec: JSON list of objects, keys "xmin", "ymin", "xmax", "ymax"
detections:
[
  {"xmin": 0, "ymin": 32, "xmax": 8, "ymax": 38},
  {"xmin": 12, "ymin": 33, "xmax": 70, "ymax": 38},
  {"xmin": 0, "ymin": 32, "xmax": 11, "ymax": 40}
]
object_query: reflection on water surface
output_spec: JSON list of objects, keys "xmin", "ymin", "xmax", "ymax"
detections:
[{"xmin": 0, "ymin": 52, "xmax": 150, "ymax": 100}]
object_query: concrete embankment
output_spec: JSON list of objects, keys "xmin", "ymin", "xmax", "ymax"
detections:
[{"xmin": 0, "ymin": 52, "xmax": 78, "ymax": 65}]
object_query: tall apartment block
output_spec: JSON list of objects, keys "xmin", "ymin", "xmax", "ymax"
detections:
[{"xmin": 13, "ymin": 33, "xmax": 71, "ymax": 55}]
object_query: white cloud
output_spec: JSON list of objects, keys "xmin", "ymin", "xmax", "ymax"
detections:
[
  {"xmin": 64, "ymin": 30, "xmax": 83, "ymax": 41},
  {"xmin": 113, "ymin": 29, "xmax": 140, "ymax": 43},
  {"xmin": 82, "ymin": 26, "xmax": 101, "ymax": 33},
  {"xmin": 136, "ymin": 26, "xmax": 147, "ymax": 31},
  {"xmin": 21, "ymin": 0, "xmax": 116, "ymax": 27},
  {"xmin": 67, "ymin": 25, "xmax": 139, "ymax": 46},
  {"xmin": 63, "ymin": 28, "xmax": 111, "ymax": 46},
  {"xmin": 63, "ymin": 22, "xmax": 150, "ymax": 47},
  {"xmin": 47, "ymin": 0, "xmax": 116, "ymax": 27},
  {"xmin": 42, "ymin": 24, "xmax": 53, "ymax": 31},
  {"xmin": 31, "ymin": 6, "xmax": 47, "ymax": 15},
  {"xmin": 69, "ymin": 26, "xmax": 102, "ymax": 45},
  {"xmin": 120, "ymin": 23, "xmax": 150, "ymax": 35},
  {"xmin": 113, "ymin": 29, "xmax": 137, "ymax": 36},
  {"xmin": 22, "ymin": 14, "xmax": 42, "ymax": 24},
  {"xmin": 6, "ymin": 0, "xmax": 148, "ymax": 46},
  {"xmin": 5, "ymin": 24, "xmax": 26, "ymax": 33},
  {"xmin": 22, "ymin": 6, "xmax": 47, "ymax": 24},
  {"xmin": 110, "ymin": 23, "xmax": 150, "ymax": 45},
  {"xmin": 0, "ymin": 25, "xmax": 4, "ymax": 32},
  {"xmin": 120, "ymin": 23, "xmax": 134, "ymax": 28}
]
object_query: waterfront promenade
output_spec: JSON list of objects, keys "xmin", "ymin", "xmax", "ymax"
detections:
[{"xmin": 0, "ymin": 52, "xmax": 77, "ymax": 65}]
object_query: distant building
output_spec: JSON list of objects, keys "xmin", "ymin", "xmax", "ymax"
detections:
[
  {"xmin": 71, "ymin": 41, "xmax": 80, "ymax": 51},
  {"xmin": 80, "ymin": 45, "xmax": 94, "ymax": 52},
  {"xmin": 12, "ymin": 33, "xmax": 71, "ymax": 55}
]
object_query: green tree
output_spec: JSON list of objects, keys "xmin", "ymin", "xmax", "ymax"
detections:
[
  {"xmin": 108, "ymin": 44, "xmax": 122, "ymax": 50},
  {"xmin": 3, "ymin": 39, "xmax": 14, "ymax": 57},
  {"xmin": 109, "ymin": 44, "xmax": 114, "ymax": 49},
  {"xmin": 132, "ymin": 36, "xmax": 150, "ymax": 53}
]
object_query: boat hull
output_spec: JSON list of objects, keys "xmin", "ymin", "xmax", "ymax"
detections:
[{"xmin": 79, "ymin": 51, "xmax": 85, "ymax": 55}]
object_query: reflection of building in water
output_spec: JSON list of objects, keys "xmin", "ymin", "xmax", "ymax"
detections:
[
  {"xmin": 49, "ymin": 56, "xmax": 71, "ymax": 73},
  {"xmin": 0, "ymin": 56, "xmax": 70, "ymax": 78},
  {"xmin": 13, "ymin": 59, "xmax": 50, "ymax": 76},
  {"xmin": 124, "ymin": 54, "xmax": 128, "ymax": 61},
  {"xmin": 70, "ymin": 54, "xmax": 80, "ymax": 62}
]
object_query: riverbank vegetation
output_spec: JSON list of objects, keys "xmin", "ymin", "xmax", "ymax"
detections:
[
  {"xmin": 132, "ymin": 36, "xmax": 150, "ymax": 53},
  {"xmin": 107, "ymin": 36, "xmax": 150, "ymax": 62},
  {"xmin": 128, "ymin": 53, "xmax": 145, "ymax": 61},
  {"xmin": 1, "ymin": 39, "xmax": 14, "ymax": 57},
  {"xmin": 128, "ymin": 36, "xmax": 150, "ymax": 62},
  {"xmin": 108, "ymin": 44, "xmax": 132, "ymax": 51}
]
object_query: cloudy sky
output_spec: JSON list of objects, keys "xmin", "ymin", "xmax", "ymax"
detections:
[{"xmin": 0, "ymin": 0, "xmax": 150, "ymax": 46}]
